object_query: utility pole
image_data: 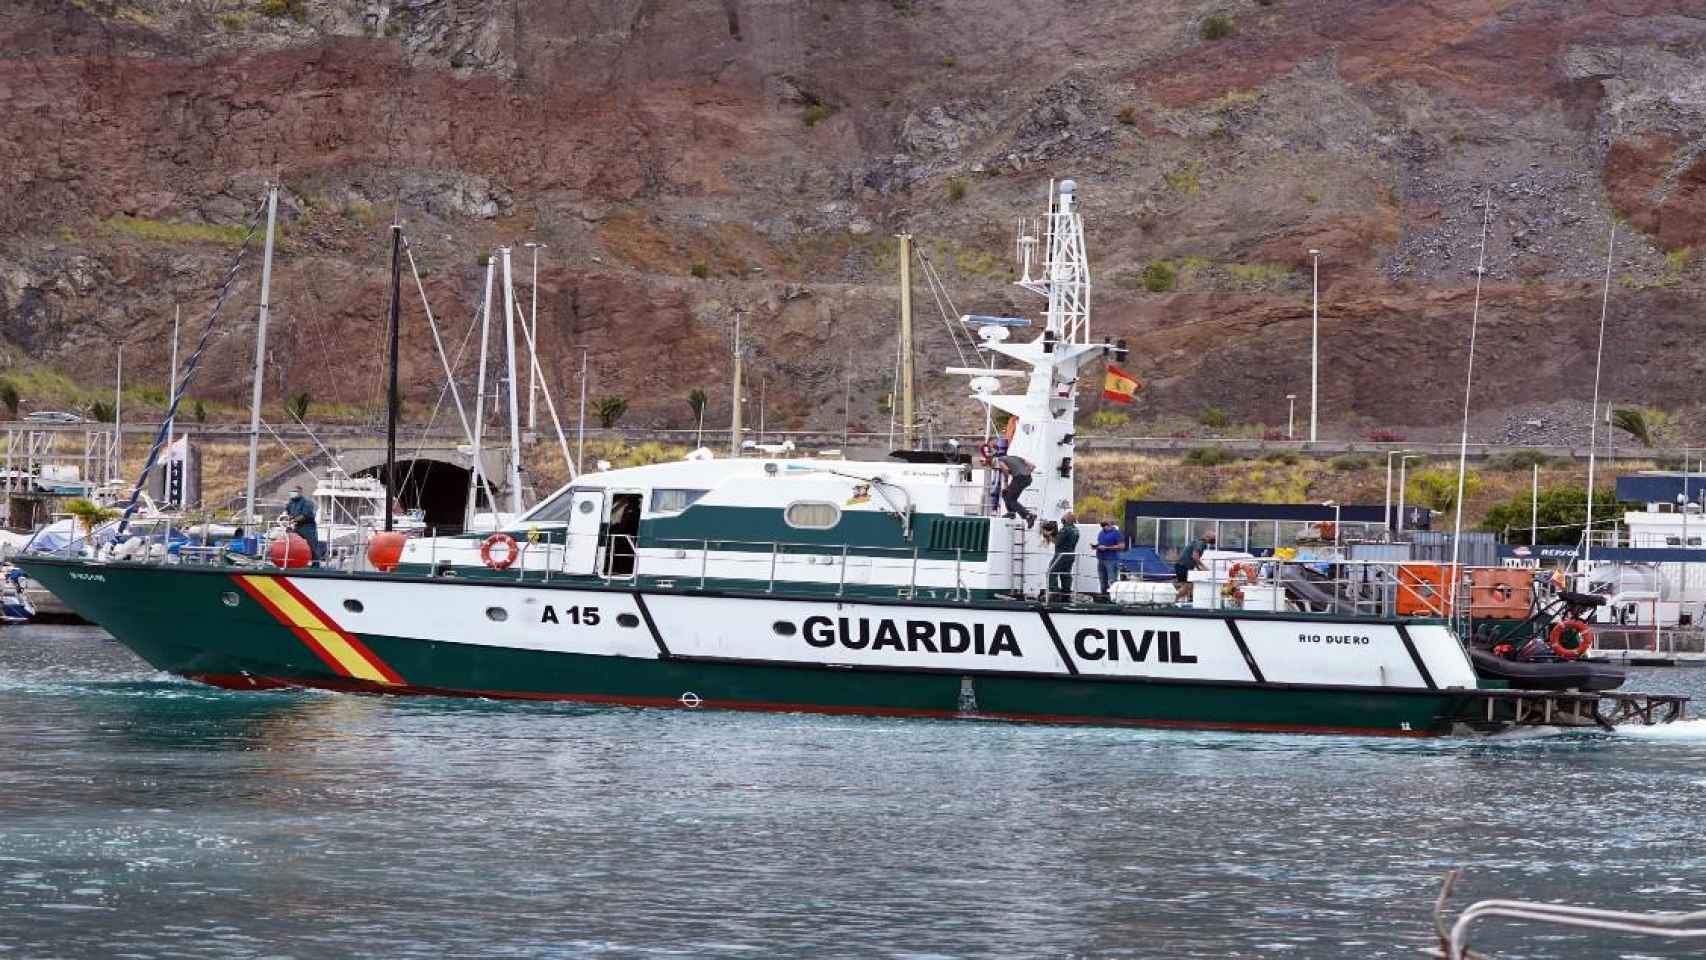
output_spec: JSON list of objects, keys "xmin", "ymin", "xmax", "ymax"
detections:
[
  {"xmin": 1309, "ymin": 248, "xmax": 1320, "ymax": 445},
  {"xmin": 243, "ymin": 185, "xmax": 279, "ymax": 528},
  {"xmin": 898, "ymin": 232, "xmax": 915, "ymax": 450},
  {"xmin": 730, "ymin": 310, "xmax": 744, "ymax": 456}
]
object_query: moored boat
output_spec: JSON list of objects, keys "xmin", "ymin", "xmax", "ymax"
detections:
[{"xmin": 14, "ymin": 180, "xmax": 1686, "ymax": 735}]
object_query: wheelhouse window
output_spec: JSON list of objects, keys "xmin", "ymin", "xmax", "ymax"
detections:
[
  {"xmin": 528, "ymin": 488, "xmax": 598, "ymax": 523},
  {"xmin": 784, "ymin": 501, "xmax": 841, "ymax": 530},
  {"xmin": 650, "ymin": 489, "xmax": 709, "ymax": 515}
]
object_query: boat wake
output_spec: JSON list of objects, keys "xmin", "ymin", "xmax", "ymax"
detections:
[{"xmin": 1613, "ymin": 717, "xmax": 1706, "ymax": 740}]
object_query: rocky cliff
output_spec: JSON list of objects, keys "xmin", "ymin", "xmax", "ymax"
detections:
[{"xmin": 2, "ymin": 0, "xmax": 1703, "ymax": 440}]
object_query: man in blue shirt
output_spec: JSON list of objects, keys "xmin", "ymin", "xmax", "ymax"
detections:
[{"xmin": 1094, "ymin": 519, "xmax": 1126, "ymax": 600}]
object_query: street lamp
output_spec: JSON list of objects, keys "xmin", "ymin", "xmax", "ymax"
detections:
[
  {"xmin": 1397, "ymin": 455, "xmax": 1423, "ymax": 534},
  {"xmin": 1286, "ymin": 394, "xmax": 1296, "ymax": 440},
  {"xmin": 1384, "ymin": 448, "xmax": 1413, "ymax": 537},
  {"xmin": 1322, "ymin": 499, "xmax": 1341, "ymax": 549},
  {"xmin": 1309, "ymin": 248, "xmax": 1320, "ymax": 445}
]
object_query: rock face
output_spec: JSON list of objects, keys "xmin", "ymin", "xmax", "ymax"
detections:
[{"xmin": 1, "ymin": 0, "xmax": 1704, "ymax": 438}]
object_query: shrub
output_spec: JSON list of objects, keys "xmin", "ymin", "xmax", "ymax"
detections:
[
  {"xmin": 689, "ymin": 261, "xmax": 709, "ymax": 279},
  {"xmin": 940, "ymin": 55, "xmax": 956, "ymax": 67},
  {"xmin": 802, "ymin": 103, "xmax": 834, "ymax": 128},
  {"xmin": 192, "ymin": 399, "xmax": 207, "ymax": 423},
  {"xmin": 687, "ymin": 389, "xmax": 708, "ymax": 420},
  {"xmin": 1263, "ymin": 450, "xmax": 1298, "ymax": 465},
  {"xmin": 1406, "ymin": 466, "xmax": 1483, "ymax": 513},
  {"xmin": 1200, "ymin": 14, "xmax": 1234, "ymax": 40},
  {"xmin": 947, "ymin": 178, "xmax": 968, "ymax": 203},
  {"xmin": 1486, "ymin": 449, "xmax": 1554, "ymax": 472},
  {"xmin": 1116, "ymin": 106, "xmax": 1137, "ymax": 126},
  {"xmin": 256, "ymin": 0, "xmax": 307, "ymax": 21},
  {"xmin": 89, "ymin": 400, "xmax": 115, "ymax": 423},
  {"xmin": 1365, "ymin": 429, "xmax": 1406, "ymax": 443},
  {"xmin": 1085, "ymin": 410, "xmax": 1131, "ymax": 431},
  {"xmin": 0, "ymin": 381, "xmax": 17, "ymax": 417},
  {"xmin": 476, "ymin": 252, "xmax": 491, "ymax": 266},
  {"xmin": 594, "ymin": 396, "xmax": 629, "ymax": 429},
  {"xmin": 1330, "ymin": 455, "xmax": 1372, "ymax": 472},
  {"xmin": 1198, "ymin": 407, "xmax": 1229, "ymax": 429},
  {"xmin": 1141, "ymin": 261, "xmax": 1176, "ymax": 293},
  {"xmin": 285, "ymin": 391, "xmax": 311, "ymax": 422},
  {"xmin": 1183, "ymin": 447, "xmax": 1236, "ymax": 467}
]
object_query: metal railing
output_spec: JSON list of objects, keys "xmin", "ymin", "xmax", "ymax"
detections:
[{"xmin": 1435, "ymin": 869, "xmax": 1706, "ymax": 959}]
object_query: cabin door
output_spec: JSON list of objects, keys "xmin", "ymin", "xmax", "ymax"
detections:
[{"xmin": 563, "ymin": 490, "xmax": 606, "ymax": 576}]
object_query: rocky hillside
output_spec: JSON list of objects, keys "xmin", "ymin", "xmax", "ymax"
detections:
[{"xmin": 2, "ymin": 0, "xmax": 1704, "ymax": 440}]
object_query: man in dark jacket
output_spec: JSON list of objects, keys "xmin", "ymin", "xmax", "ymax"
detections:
[
  {"xmin": 993, "ymin": 453, "xmax": 1036, "ymax": 527},
  {"xmin": 285, "ymin": 486, "xmax": 320, "ymax": 565},
  {"xmin": 1048, "ymin": 511, "xmax": 1080, "ymax": 602},
  {"xmin": 1173, "ymin": 528, "xmax": 1215, "ymax": 600}
]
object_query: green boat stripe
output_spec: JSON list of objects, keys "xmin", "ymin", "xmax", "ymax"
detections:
[
  {"xmin": 1225, "ymin": 620, "xmax": 1265, "ymax": 684},
  {"xmin": 1396, "ymin": 624, "xmax": 1437, "ymax": 690},
  {"xmin": 1037, "ymin": 610, "xmax": 1078, "ymax": 676}
]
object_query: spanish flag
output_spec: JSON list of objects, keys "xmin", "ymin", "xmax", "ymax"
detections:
[{"xmin": 1103, "ymin": 364, "xmax": 1141, "ymax": 404}]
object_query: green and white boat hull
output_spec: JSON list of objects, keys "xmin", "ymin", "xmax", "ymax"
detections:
[{"xmin": 19, "ymin": 557, "xmax": 1482, "ymax": 736}]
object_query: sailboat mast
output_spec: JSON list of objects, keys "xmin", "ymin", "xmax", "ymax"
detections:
[
  {"xmin": 112, "ymin": 345, "xmax": 123, "ymax": 484},
  {"xmin": 729, "ymin": 310, "xmax": 743, "ymax": 456},
  {"xmin": 898, "ymin": 232, "xmax": 915, "ymax": 449},
  {"xmin": 165, "ymin": 305, "xmax": 179, "ymax": 467},
  {"xmin": 384, "ymin": 224, "xmax": 402, "ymax": 533},
  {"xmin": 466, "ymin": 257, "xmax": 495, "ymax": 530},
  {"xmin": 243, "ymin": 186, "xmax": 279, "ymax": 528},
  {"xmin": 499, "ymin": 248, "xmax": 523, "ymax": 516}
]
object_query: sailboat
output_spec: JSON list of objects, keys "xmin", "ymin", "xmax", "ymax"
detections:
[{"xmin": 15, "ymin": 180, "xmax": 1688, "ymax": 735}]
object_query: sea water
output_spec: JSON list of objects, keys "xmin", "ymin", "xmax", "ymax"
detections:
[{"xmin": 2, "ymin": 624, "xmax": 1704, "ymax": 959}]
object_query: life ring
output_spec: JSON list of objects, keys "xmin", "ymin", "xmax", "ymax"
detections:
[
  {"xmin": 481, "ymin": 532, "xmax": 520, "ymax": 571},
  {"xmin": 1223, "ymin": 562, "xmax": 1258, "ymax": 600},
  {"xmin": 1548, "ymin": 619, "xmax": 1593, "ymax": 659}
]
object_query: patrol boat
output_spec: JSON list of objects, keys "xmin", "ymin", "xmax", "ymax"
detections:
[{"xmin": 17, "ymin": 180, "xmax": 1684, "ymax": 735}]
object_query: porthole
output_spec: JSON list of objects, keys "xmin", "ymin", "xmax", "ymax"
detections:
[
  {"xmin": 578, "ymin": 500, "xmax": 596, "ymax": 514},
  {"xmin": 486, "ymin": 606, "xmax": 509, "ymax": 622},
  {"xmin": 772, "ymin": 620, "xmax": 797, "ymax": 637},
  {"xmin": 221, "ymin": 591, "xmax": 240, "ymax": 608},
  {"xmin": 343, "ymin": 599, "xmax": 365, "ymax": 614},
  {"xmin": 616, "ymin": 613, "xmax": 640, "ymax": 628}
]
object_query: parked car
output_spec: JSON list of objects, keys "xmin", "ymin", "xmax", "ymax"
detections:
[{"xmin": 23, "ymin": 411, "xmax": 84, "ymax": 423}]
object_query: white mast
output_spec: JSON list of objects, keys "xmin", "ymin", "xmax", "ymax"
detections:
[
  {"xmin": 465, "ymin": 256, "xmax": 495, "ymax": 530},
  {"xmin": 898, "ymin": 232, "xmax": 915, "ymax": 449},
  {"xmin": 1584, "ymin": 225, "xmax": 1617, "ymax": 565},
  {"xmin": 243, "ymin": 186, "xmax": 279, "ymax": 527},
  {"xmin": 499, "ymin": 247, "xmax": 524, "ymax": 516},
  {"xmin": 111, "ymin": 345, "xmax": 123, "ymax": 484},
  {"xmin": 730, "ymin": 310, "xmax": 744, "ymax": 456},
  {"xmin": 524, "ymin": 242, "xmax": 544, "ymax": 438}
]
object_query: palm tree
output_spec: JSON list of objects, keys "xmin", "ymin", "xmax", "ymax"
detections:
[
  {"xmin": 286, "ymin": 391, "xmax": 312, "ymax": 422},
  {"xmin": 1611, "ymin": 407, "xmax": 1652, "ymax": 447},
  {"xmin": 63, "ymin": 497, "xmax": 118, "ymax": 538}
]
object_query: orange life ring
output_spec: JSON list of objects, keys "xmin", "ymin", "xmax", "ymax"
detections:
[
  {"xmin": 481, "ymin": 532, "xmax": 520, "ymax": 571},
  {"xmin": 1223, "ymin": 562, "xmax": 1258, "ymax": 600},
  {"xmin": 1548, "ymin": 619, "xmax": 1593, "ymax": 659}
]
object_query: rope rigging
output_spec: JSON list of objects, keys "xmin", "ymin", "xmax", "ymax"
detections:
[{"xmin": 116, "ymin": 194, "xmax": 271, "ymax": 539}]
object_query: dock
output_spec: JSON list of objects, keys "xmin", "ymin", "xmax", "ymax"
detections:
[{"xmin": 1457, "ymin": 689, "xmax": 1689, "ymax": 732}]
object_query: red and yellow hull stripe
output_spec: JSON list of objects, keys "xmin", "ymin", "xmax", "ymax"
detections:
[{"xmin": 231, "ymin": 574, "xmax": 403, "ymax": 686}]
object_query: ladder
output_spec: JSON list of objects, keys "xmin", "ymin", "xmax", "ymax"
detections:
[{"xmin": 1009, "ymin": 521, "xmax": 1032, "ymax": 599}]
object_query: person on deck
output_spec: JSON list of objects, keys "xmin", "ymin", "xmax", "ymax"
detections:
[
  {"xmin": 1174, "ymin": 528, "xmax": 1215, "ymax": 601},
  {"xmin": 1048, "ymin": 511, "xmax": 1080, "ymax": 602},
  {"xmin": 1094, "ymin": 519, "xmax": 1126, "ymax": 601},
  {"xmin": 285, "ymin": 486, "xmax": 321, "ymax": 566},
  {"xmin": 993, "ymin": 453, "xmax": 1036, "ymax": 527}
]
